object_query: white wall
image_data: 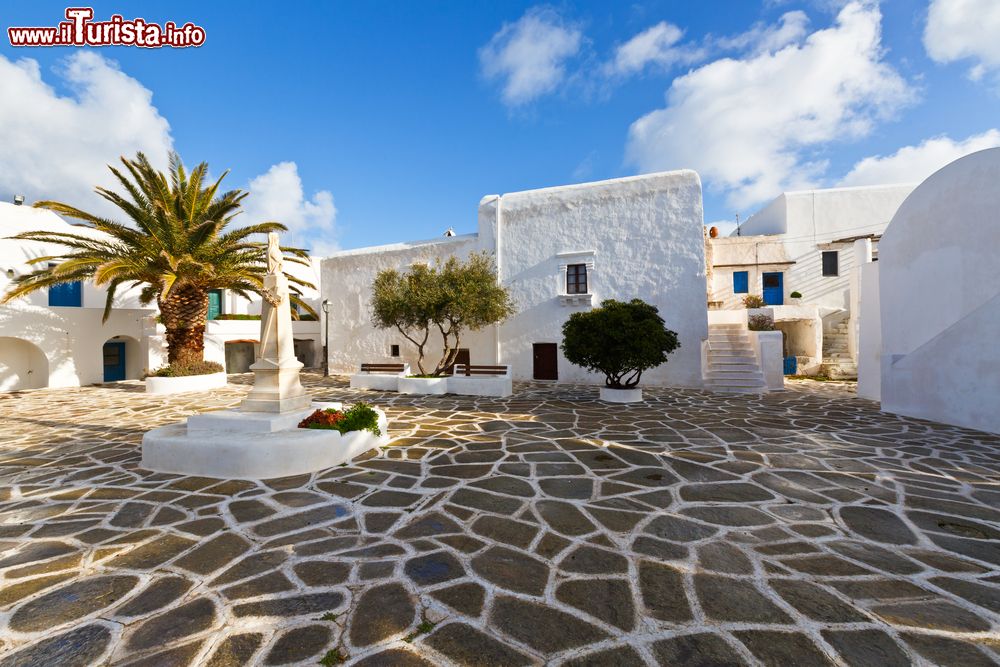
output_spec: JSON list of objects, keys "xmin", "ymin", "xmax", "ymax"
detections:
[
  {"xmin": 879, "ymin": 148, "xmax": 1000, "ymax": 434},
  {"xmin": 734, "ymin": 185, "xmax": 914, "ymax": 313},
  {"xmin": 856, "ymin": 261, "xmax": 880, "ymax": 401},
  {"xmin": 491, "ymin": 170, "xmax": 708, "ymax": 386},
  {"xmin": 321, "ymin": 234, "xmax": 494, "ymax": 375}
]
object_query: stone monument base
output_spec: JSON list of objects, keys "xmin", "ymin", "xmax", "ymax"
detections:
[{"xmin": 141, "ymin": 401, "xmax": 389, "ymax": 479}]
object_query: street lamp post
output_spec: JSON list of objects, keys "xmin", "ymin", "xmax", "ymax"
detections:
[{"xmin": 321, "ymin": 299, "xmax": 331, "ymax": 377}]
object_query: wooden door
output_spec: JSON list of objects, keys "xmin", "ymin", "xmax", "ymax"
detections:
[
  {"xmin": 533, "ymin": 343, "xmax": 558, "ymax": 380},
  {"xmin": 446, "ymin": 348, "xmax": 470, "ymax": 374}
]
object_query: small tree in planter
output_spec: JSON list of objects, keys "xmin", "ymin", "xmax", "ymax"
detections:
[
  {"xmin": 371, "ymin": 252, "xmax": 514, "ymax": 377},
  {"xmin": 371, "ymin": 263, "xmax": 439, "ymax": 374},
  {"xmin": 431, "ymin": 253, "xmax": 514, "ymax": 375},
  {"xmin": 561, "ymin": 299, "xmax": 679, "ymax": 402}
]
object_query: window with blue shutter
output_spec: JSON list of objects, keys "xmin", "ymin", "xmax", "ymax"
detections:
[
  {"xmin": 733, "ymin": 271, "xmax": 749, "ymax": 294},
  {"xmin": 48, "ymin": 280, "xmax": 82, "ymax": 307}
]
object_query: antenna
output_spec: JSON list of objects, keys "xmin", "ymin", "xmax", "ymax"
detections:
[{"xmin": 735, "ymin": 213, "xmax": 741, "ymax": 237}]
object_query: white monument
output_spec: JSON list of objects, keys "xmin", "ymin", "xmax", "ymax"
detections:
[
  {"xmin": 241, "ymin": 233, "xmax": 311, "ymax": 413},
  {"xmin": 141, "ymin": 233, "xmax": 389, "ymax": 479}
]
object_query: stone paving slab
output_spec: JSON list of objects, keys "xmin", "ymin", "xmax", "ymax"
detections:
[{"xmin": 0, "ymin": 373, "xmax": 998, "ymax": 665}]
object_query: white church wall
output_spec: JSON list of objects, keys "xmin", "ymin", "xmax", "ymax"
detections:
[
  {"xmin": 491, "ymin": 170, "xmax": 708, "ymax": 386},
  {"xmin": 879, "ymin": 148, "xmax": 1000, "ymax": 434},
  {"xmin": 320, "ymin": 234, "xmax": 494, "ymax": 375}
]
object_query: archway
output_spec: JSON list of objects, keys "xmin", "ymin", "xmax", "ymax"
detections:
[
  {"xmin": 0, "ymin": 337, "xmax": 49, "ymax": 390},
  {"xmin": 102, "ymin": 335, "xmax": 142, "ymax": 382}
]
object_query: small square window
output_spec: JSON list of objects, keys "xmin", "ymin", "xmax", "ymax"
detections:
[
  {"xmin": 390, "ymin": 344, "xmax": 400, "ymax": 357},
  {"xmin": 566, "ymin": 264, "xmax": 588, "ymax": 294},
  {"xmin": 822, "ymin": 251, "xmax": 839, "ymax": 276},
  {"xmin": 733, "ymin": 271, "xmax": 749, "ymax": 294}
]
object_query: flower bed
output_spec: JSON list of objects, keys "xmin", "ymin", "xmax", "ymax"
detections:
[{"xmin": 298, "ymin": 402, "xmax": 381, "ymax": 436}]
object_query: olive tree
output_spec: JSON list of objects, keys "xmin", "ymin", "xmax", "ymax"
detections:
[
  {"xmin": 561, "ymin": 299, "xmax": 680, "ymax": 388},
  {"xmin": 370, "ymin": 252, "xmax": 514, "ymax": 375},
  {"xmin": 370, "ymin": 263, "xmax": 439, "ymax": 374}
]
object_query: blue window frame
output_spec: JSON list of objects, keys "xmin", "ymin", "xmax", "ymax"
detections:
[
  {"xmin": 733, "ymin": 271, "xmax": 749, "ymax": 294},
  {"xmin": 48, "ymin": 280, "xmax": 82, "ymax": 307}
]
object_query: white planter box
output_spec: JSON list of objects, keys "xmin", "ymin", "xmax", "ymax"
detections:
[
  {"xmin": 350, "ymin": 364, "xmax": 409, "ymax": 392},
  {"xmin": 600, "ymin": 387, "xmax": 643, "ymax": 403},
  {"xmin": 145, "ymin": 371, "xmax": 228, "ymax": 395},
  {"xmin": 448, "ymin": 376, "xmax": 513, "ymax": 397},
  {"xmin": 143, "ymin": 402, "xmax": 390, "ymax": 479},
  {"xmin": 398, "ymin": 376, "xmax": 448, "ymax": 395}
]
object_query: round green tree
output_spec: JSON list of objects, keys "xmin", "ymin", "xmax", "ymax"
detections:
[{"xmin": 561, "ymin": 299, "xmax": 680, "ymax": 388}]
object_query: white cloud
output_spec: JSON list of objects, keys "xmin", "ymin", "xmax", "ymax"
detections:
[
  {"xmin": 716, "ymin": 11, "xmax": 810, "ymax": 56},
  {"xmin": 626, "ymin": 1, "xmax": 914, "ymax": 209},
  {"xmin": 924, "ymin": 0, "xmax": 1000, "ymax": 81},
  {"xmin": 479, "ymin": 7, "xmax": 582, "ymax": 107},
  {"xmin": 0, "ymin": 52, "xmax": 337, "ymax": 257},
  {"xmin": 243, "ymin": 162, "xmax": 338, "ymax": 256},
  {"xmin": 0, "ymin": 52, "xmax": 172, "ymax": 217},
  {"xmin": 607, "ymin": 21, "xmax": 704, "ymax": 76},
  {"xmin": 839, "ymin": 130, "xmax": 1000, "ymax": 186}
]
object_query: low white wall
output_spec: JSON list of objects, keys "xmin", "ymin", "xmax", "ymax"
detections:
[
  {"xmin": 856, "ymin": 262, "xmax": 881, "ymax": 401},
  {"xmin": 750, "ymin": 330, "xmax": 784, "ymax": 390},
  {"xmin": 879, "ymin": 148, "xmax": 1000, "ymax": 434}
]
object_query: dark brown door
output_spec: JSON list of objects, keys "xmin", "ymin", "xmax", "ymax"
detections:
[
  {"xmin": 533, "ymin": 343, "xmax": 558, "ymax": 380},
  {"xmin": 447, "ymin": 348, "xmax": 471, "ymax": 373}
]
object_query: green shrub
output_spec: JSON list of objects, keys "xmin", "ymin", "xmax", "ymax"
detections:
[
  {"xmin": 299, "ymin": 402, "xmax": 381, "ymax": 436},
  {"xmin": 561, "ymin": 299, "xmax": 679, "ymax": 389},
  {"xmin": 742, "ymin": 294, "xmax": 766, "ymax": 309},
  {"xmin": 789, "ymin": 291, "xmax": 802, "ymax": 299},
  {"xmin": 748, "ymin": 314, "xmax": 774, "ymax": 331},
  {"xmin": 149, "ymin": 360, "xmax": 224, "ymax": 377}
]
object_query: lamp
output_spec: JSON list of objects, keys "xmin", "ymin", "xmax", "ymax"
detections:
[{"xmin": 321, "ymin": 299, "xmax": 330, "ymax": 377}]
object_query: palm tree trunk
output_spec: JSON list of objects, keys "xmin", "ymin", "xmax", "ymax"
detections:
[{"xmin": 158, "ymin": 284, "xmax": 209, "ymax": 365}]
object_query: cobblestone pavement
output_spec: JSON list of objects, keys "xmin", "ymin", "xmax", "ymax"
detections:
[{"xmin": 1, "ymin": 373, "xmax": 999, "ymax": 666}]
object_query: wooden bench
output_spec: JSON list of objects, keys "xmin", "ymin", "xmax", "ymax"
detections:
[
  {"xmin": 360, "ymin": 363, "xmax": 406, "ymax": 374},
  {"xmin": 350, "ymin": 362, "xmax": 409, "ymax": 391},
  {"xmin": 448, "ymin": 364, "xmax": 512, "ymax": 397},
  {"xmin": 452, "ymin": 364, "xmax": 508, "ymax": 376}
]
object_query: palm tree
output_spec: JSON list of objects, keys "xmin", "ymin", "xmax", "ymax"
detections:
[{"xmin": 0, "ymin": 152, "xmax": 314, "ymax": 366}]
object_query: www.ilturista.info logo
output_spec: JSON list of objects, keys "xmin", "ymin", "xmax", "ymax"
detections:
[{"xmin": 8, "ymin": 7, "xmax": 205, "ymax": 48}]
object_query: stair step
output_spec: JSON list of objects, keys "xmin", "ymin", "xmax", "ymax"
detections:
[
  {"xmin": 710, "ymin": 385, "xmax": 766, "ymax": 394},
  {"xmin": 707, "ymin": 378, "xmax": 766, "ymax": 388}
]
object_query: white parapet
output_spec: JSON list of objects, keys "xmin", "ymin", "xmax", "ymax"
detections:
[
  {"xmin": 398, "ymin": 376, "xmax": 448, "ymax": 395},
  {"xmin": 145, "ymin": 371, "xmax": 229, "ymax": 395},
  {"xmin": 141, "ymin": 401, "xmax": 389, "ymax": 479}
]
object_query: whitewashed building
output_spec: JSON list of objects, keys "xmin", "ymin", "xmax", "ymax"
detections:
[
  {"xmin": 706, "ymin": 184, "xmax": 915, "ymax": 377},
  {"xmin": 0, "ymin": 200, "xmax": 322, "ymax": 390},
  {"xmin": 858, "ymin": 148, "xmax": 1000, "ymax": 434},
  {"xmin": 322, "ymin": 171, "xmax": 710, "ymax": 387}
]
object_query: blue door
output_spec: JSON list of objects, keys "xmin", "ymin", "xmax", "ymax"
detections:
[
  {"xmin": 103, "ymin": 342, "xmax": 126, "ymax": 382},
  {"xmin": 762, "ymin": 272, "xmax": 783, "ymax": 305}
]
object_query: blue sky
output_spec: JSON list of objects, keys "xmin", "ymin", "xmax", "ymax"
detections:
[{"xmin": 1, "ymin": 1, "xmax": 999, "ymax": 251}]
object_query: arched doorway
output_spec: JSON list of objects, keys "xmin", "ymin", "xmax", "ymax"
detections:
[
  {"xmin": 103, "ymin": 335, "xmax": 141, "ymax": 382},
  {"xmin": 0, "ymin": 337, "xmax": 49, "ymax": 390},
  {"xmin": 225, "ymin": 339, "xmax": 258, "ymax": 373}
]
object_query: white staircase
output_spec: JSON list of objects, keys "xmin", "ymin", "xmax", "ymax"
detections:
[
  {"xmin": 820, "ymin": 319, "xmax": 857, "ymax": 379},
  {"xmin": 705, "ymin": 324, "xmax": 766, "ymax": 393}
]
